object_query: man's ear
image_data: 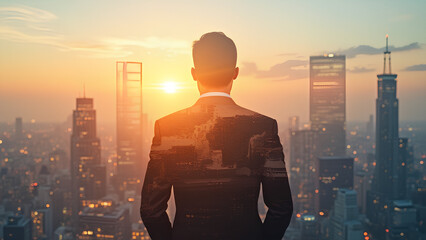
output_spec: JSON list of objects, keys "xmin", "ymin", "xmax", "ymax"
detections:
[
  {"xmin": 191, "ymin": 67, "xmax": 197, "ymax": 81},
  {"xmin": 232, "ymin": 67, "xmax": 239, "ymax": 80}
]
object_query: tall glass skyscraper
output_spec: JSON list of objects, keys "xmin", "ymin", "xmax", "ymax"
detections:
[
  {"xmin": 366, "ymin": 36, "xmax": 412, "ymax": 239},
  {"xmin": 372, "ymin": 37, "xmax": 400, "ymax": 199},
  {"xmin": 309, "ymin": 54, "xmax": 346, "ymax": 156},
  {"xmin": 116, "ymin": 62, "xmax": 143, "ymax": 192},
  {"xmin": 70, "ymin": 97, "xmax": 106, "ymax": 228}
]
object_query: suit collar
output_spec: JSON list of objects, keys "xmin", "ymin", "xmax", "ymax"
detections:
[{"xmin": 194, "ymin": 96, "xmax": 237, "ymax": 106}]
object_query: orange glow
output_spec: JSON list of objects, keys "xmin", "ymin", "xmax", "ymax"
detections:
[
  {"xmin": 296, "ymin": 213, "xmax": 301, "ymax": 218},
  {"xmin": 386, "ymin": 229, "xmax": 389, "ymax": 233},
  {"xmin": 319, "ymin": 211, "xmax": 324, "ymax": 216},
  {"xmin": 162, "ymin": 81, "xmax": 178, "ymax": 94}
]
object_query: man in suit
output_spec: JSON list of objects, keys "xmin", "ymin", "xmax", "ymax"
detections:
[{"xmin": 140, "ymin": 32, "xmax": 293, "ymax": 240}]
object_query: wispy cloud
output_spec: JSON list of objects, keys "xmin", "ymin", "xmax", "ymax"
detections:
[
  {"xmin": 404, "ymin": 64, "xmax": 426, "ymax": 71},
  {"xmin": 0, "ymin": 6, "xmax": 56, "ymax": 23},
  {"xmin": 347, "ymin": 66, "xmax": 375, "ymax": 73},
  {"xmin": 241, "ymin": 60, "xmax": 308, "ymax": 81},
  {"xmin": 0, "ymin": 5, "xmax": 190, "ymax": 58},
  {"xmin": 335, "ymin": 42, "xmax": 421, "ymax": 58}
]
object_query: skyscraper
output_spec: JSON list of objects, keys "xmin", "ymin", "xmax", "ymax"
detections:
[
  {"xmin": 70, "ymin": 97, "xmax": 106, "ymax": 228},
  {"xmin": 15, "ymin": 117, "xmax": 23, "ymax": 139},
  {"xmin": 77, "ymin": 200, "xmax": 131, "ymax": 240},
  {"xmin": 316, "ymin": 156, "xmax": 354, "ymax": 215},
  {"xmin": 371, "ymin": 35, "xmax": 401, "ymax": 200},
  {"xmin": 289, "ymin": 129, "xmax": 318, "ymax": 214},
  {"xmin": 3, "ymin": 215, "xmax": 32, "ymax": 240},
  {"xmin": 329, "ymin": 189, "xmax": 363, "ymax": 240},
  {"xmin": 310, "ymin": 54, "xmax": 346, "ymax": 156},
  {"xmin": 116, "ymin": 62, "xmax": 143, "ymax": 192},
  {"xmin": 366, "ymin": 36, "xmax": 409, "ymax": 238}
]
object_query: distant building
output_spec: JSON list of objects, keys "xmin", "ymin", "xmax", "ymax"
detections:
[
  {"xmin": 54, "ymin": 226, "xmax": 74, "ymax": 240},
  {"xmin": 77, "ymin": 200, "xmax": 131, "ymax": 240},
  {"xmin": 354, "ymin": 171, "xmax": 370, "ymax": 214},
  {"xmin": 116, "ymin": 62, "xmax": 144, "ymax": 194},
  {"xmin": 14, "ymin": 117, "xmax": 23, "ymax": 139},
  {"xmin": 70, "ymin": 97, "xmax": 106, "ymax": 228},
  {"xmin": 296, "ymin": 214, "xmax": 319, "ymax": 240},
  {"xmin": 316, "ymin": 156, "xmax": 354, "ymax": 215},
  {"xmin": 329, "ymin": 189, "xmax": 363, "ymax": 240},
  {"xmin": 3, "ymin": 215, "xmax": 32, "ymax": 240},
  {"xmin": 386, "ymin": 200, "xmax": 419, "ymax": 240},
  {"xmin": 32, "ymin": 208, "xmax": 53, "ymax": 240},
  {"xmin": 289, "ymin": 116, "xmax": 300, "ymax": 131},
  {"xmin": 309, "ymin": 54, "xmax": 346, "ymax": 156},
  {"xmin": 366, "ymin": 114, "xmax": 374, "ymax": 140},
  {"xmin": 367, "ymin": 36, "xmax": 409, "ymax": 238},
  {"xmin": 289, "ymin": 129, "xmax": 318, "ymax": 214}
]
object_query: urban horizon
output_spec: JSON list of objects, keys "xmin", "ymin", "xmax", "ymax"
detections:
[{"xmin": 1, "ymin": 1, "xmax": 426, "ymax": 240}]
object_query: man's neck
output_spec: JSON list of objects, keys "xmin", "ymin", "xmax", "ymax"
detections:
[{"xmin": 199, "ymin": 92, "xmax": 231, "ymax": 98}]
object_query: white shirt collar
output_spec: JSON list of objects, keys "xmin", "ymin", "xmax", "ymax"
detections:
[{"xmin": 199, "ymin": 92, "xmax": 231, "ymax": 99}]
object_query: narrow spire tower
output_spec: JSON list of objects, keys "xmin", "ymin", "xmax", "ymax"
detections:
[{"xmin": 383, "ymin": 34, "xmax": 392, "ymax": 74}]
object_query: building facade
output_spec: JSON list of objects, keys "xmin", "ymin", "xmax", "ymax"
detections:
[
  {"xmin": 116, "ymin": 62, "xmax": 144, "ymax": 193},
  {"xmin": 309, "ymin": 55, "xmax": 346, "ymax": 157},
  {"xmin": 70, "ymin": 97, "xmax": 106, "ymax": 228}
]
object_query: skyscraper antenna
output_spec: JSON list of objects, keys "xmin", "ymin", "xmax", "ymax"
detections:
[{"xmin": 383, "ymin": 34, "xmax": 392, "ymax": 74}]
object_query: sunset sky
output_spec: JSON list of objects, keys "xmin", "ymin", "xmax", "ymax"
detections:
[{"xmin": 1, "ymin": 0, "xmax": 425, "ymax": 126}]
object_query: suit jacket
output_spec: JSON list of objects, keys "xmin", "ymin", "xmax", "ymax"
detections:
[{"xmin": 140, "ymin": 96, "xmax": 293, "ymax": 240}]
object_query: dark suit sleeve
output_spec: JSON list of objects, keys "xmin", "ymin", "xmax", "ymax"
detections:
[
  {"xmin": 140, "ymin": 120, "xmax": 172, "ymax": 240},
  {"xmin": 261, "ymin": 119, "xmax": 293, "ymax": 240}
]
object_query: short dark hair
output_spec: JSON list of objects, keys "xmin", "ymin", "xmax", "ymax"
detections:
[{"xmin": 192, "ymin": 32, "xmax": 237, "ymax": 87}]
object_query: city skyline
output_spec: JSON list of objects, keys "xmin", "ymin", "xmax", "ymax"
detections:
[
  {"xmin": 1, "ymin": 0, "xmax": 426, "ymax": 123},
  {"xmin": 1, "ymin": 1, "xmax": 426, "ymax": 239}
]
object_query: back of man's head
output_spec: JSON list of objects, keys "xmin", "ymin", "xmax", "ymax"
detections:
[{"xmin": 192, "ymin": 32, "xmax": 237, "ymax": 87}]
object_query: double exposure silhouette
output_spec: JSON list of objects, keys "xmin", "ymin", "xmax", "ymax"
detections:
[{"xmin": 140, "ymin": 32, "xmax": 293, "ymax": 240}]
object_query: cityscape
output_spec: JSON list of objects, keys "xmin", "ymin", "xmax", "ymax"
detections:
[
  {"xmin": 1, "ymin": 36, "xmax": 425, "ymax": 239},
  {"xmin": 1, "ymin": 1, "xmax": 426, "ymax": 240}
]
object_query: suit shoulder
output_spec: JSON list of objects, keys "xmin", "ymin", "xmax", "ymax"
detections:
[
  {"xmin": 155, "ymin": 107, "xmax": 191, "ymax": 126},
  {"xmin": 236, "ymin": 105, "xmax": 277, "ymax": 125}
]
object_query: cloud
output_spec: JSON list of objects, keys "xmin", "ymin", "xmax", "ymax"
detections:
[
  {"xmin": 404, "ymin": 64, "xmax": 426, "ymax": 71},
  {"xmin": 241, "ymin": 60, "xmax": 308, "ymax": 81},
  {"xmin": 347, "ymin": 66, "xmax": 375, "ymax": 73},
  {"xmin": 336, "ymin": 42, "xmax": 420, "ymax": 58},
  {"xmin": 0, "ymin": 5, "xmax": 190, "ymax": 58},
  {"xmin": 0, "ymin": 6, "xmax": 56, "ymax": 23}
]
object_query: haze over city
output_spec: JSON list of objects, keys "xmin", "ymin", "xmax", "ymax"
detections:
[{"xmin": 1, "ymin": 0, "xmax": 425, "ymax": 124}]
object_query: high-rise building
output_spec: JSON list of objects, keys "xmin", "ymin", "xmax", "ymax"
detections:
[
  {"xmin": 316, "ymin": 156, "xmax": 354, "ymax": 215},
  {"xmin": 70, "ymin": 97, "xmax": 106, "ymax": 228},
  {"xmin": 289, "ymin": 129, "xmax": 318, "ymax": 214},
  {"xmin": 32, "ymin": 208, "xmax": 53, "ymax": 240},
  {"xmin": 296, "ymin": 214, "xmax": 319, "ymax": 240},
  {"xmin": 309, "ymin": 54, "xmax": 346, "ymax": 156},
  {"xmin": 3, "ymin": 215, "xmax": 32, "ymax": 240},
  {"xmin": 77, "ymin": 200, "xmax": 131, "ymax": 240},
  {"xmin": 366, "ymin": 114, "xmax": 374, "ymax": 140},
  {"xmin": 116, "ymin": 62, "xmax": 144, "ymax": 192},
  {"xmin": 329, "ymin": 189, "xmax": 363, "ymax": 240},
  {"xmin": 15, "ymin": 117, "xmax": 23, "ymax": 139},
  {"xmin": 386, "ymin": 200, "xmax": 418, "ymax": 240},
  {"xmin": 289, "ymin": 116, "xmax": 300, "ymax": 131},
  {"xmin": 367, "ymin": 35, "xmax": 411, "ymax": 239},
  {"xmin": 371, "ymin": 36, "xmax": 401, "ymax": 200}
]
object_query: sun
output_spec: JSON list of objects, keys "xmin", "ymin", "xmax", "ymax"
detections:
[{"xmin": 162, "ymin": 81, "xmax": 178, "ymax": 94}]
